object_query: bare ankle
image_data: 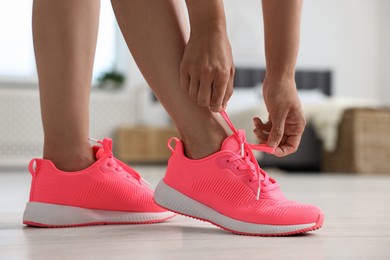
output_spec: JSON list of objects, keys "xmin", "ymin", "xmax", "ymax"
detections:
[
  {"xmin": 183, "ymin": 139, "xmax": 224, "ymax": 159},
  {"xmin": 180, "ymin": 125, "xmax": 229, "ymax": 160},
  {"xmin": 43, "ymin": 143, "xmax": 95, "ymax": 172}
]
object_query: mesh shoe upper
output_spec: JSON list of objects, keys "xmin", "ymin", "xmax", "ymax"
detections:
[
  {"xmin": 28, "ymin": 138, "xmax": 165, "ymax": 213},
  {"xmin": 163, "ymin": 115, "xmax": 322, "ymax": 225}
]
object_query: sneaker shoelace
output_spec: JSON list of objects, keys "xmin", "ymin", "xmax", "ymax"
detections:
[
  {"xmin": 89, "ymin": 138, "xmax": 150, "ymax": 186},
  {"xmin": 220, "ymin": 110, "xmax": 278, "ymax": 200}
]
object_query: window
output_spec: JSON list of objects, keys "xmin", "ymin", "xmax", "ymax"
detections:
[{"xmin": 0, "ymin": 1, "xmax": 117, "ymax": 83}]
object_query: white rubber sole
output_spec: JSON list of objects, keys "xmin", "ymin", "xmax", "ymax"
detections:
[
  {"xmin": 154, "ymin": 180, "xmax": 318, "ymax": 236},
  {"xmin": 23, "ymin": 202, "xmax": 176, "ymax": 227}
]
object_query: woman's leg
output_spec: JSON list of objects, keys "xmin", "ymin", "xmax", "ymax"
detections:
[
  {"xmin": 111, "ymin": 0, "xmax": 228, "ymax": 159},
  {"xmin": 26, "ymin": 1, "xmax": 177, "ymax": 228},
  {"xmin": 33, "ymin": 0, "xmax": 99, "ymax": 170}
]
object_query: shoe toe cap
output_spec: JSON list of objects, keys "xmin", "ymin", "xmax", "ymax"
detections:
[
  {"xmin": 280, "ymin": 201, "xmax": 323, "ymax": 225},
  {"xmin": 243, "ymin": 199, "xmax": 323, "ymax": 225}
]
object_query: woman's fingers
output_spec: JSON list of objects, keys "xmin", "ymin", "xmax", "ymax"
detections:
[
  {"xmin": 210, "ymin": 69, "xmax": 229, "ymax": 112},
  {"xmin": 179, "ymin": 31, "xmax": 234, "ymax": 112},
  {"xmin": 253, "ymin": 117, "xmax": 272, "ymax": 143},
  {"xmin": 222, "ymin": 68, "xmax": 234, "ymax": 110},
  {"xmin": 273, "ymin": 134, "xmax": 301, "ymax": 157},
  {"xmin": 188, "ymin": 76, "xmax": 199, "ymax": 101},
  {"xmin": 197, "ymin": 72, "xmax": 213, "ymax": 107}
]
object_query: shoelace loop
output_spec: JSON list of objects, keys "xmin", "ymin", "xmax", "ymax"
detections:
[
  {"xmin": 220, "ymin": 111, "xmax": 276, "ymax": 200},
  {"xmin": 89, "ymin": 138, "xmax": 150, "ymax": 186}
]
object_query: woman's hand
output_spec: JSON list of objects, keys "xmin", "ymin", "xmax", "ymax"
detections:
[
  {"xmin": 253, "ymin": 78, "xmax": 306, "ymax": 157},
  {"xmin": 180, "ymin": 30, "xmax": 234, "ymax": 112},
  {"xmin": 182, "ymin": 0, "xmax": 234, "ymax": 112}
]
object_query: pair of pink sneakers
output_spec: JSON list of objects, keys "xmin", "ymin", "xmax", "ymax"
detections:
[{"xmin": 23, "ymin": 111, "xmax": 324, "ymax": 236}]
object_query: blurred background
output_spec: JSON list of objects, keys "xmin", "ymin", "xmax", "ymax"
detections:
[{"xmin": 0, "ymin": 0, "xmax": 389, "ymax": 174}]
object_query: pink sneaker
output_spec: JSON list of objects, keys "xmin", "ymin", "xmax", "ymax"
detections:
[
  {"xmin": 23, "ymin": 138, "xmax": 175, "ymax": 227},
  {"xmin": 154, "ymin": 111, "xmax": 324, "ymax": 236}
]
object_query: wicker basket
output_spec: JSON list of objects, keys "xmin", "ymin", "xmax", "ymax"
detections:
[{"xmin": 322, "ymin": 108, "xmax": 390, "ymax": 174}]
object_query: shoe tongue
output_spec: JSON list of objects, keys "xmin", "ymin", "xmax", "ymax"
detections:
[
  {"xmin": 221, "ymin": 130, "xmax": 246, "ymax": 154},
  {"xmin": 93, "ymin": 138, "xmax": 114, "ymax": 160}
]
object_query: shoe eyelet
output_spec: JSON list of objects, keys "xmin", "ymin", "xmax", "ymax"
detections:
[{"xmin": 226, "ymin": 159, "xmax": 230, "ymax": 163}]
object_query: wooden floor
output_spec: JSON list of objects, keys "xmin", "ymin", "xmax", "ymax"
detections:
[{"xmin": 1, "ymin": 166, "xmax": 390, "ymax": 260}]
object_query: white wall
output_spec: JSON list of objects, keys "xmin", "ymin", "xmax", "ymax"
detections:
[
  {"xmin": 225, "ymin": 0, "xmax": 387, "ymax": 101},
  {"xmin": 378, "ymin": 0, "xmax": 390, "ymax": 104},
  {"xmin": 224, "ymin": 0, "xmax": 265, "ymax": 67},
  {"xmin": 299, "ymin": 0, "xmax": 383, "ymax": 100}
]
